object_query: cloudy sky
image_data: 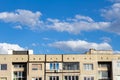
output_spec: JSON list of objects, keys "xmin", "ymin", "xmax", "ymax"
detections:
[{"xmin": 0, "ymin": 0, "xmax": 120, "ymax": 54}]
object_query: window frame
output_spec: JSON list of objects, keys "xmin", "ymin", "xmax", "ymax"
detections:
[
  {"xmin": 84, "ymin": 64, "xmax": 93, "ymax": 70},
  {"xmin": 64, "ymin": 75, "xmax": 79, "ymax": 80},
  {"xmin": 49, "ymin": 76, "xmax": 59, "ymax": 80},
  {"xmin": 50, "ymin": 63, "xmax": 59, "ymax": 70},
  {"xmin": 84, "ymin": 76, "xmax": 94, "ymax": 80},
  {"xmin": 32, "ymin": 77, "xmax": 42, "ymax": 80},
  {"xmin": 117, "ymin": 61, "xmax": 120, "ymax": 67},
  {"xmin": 63, "ymin": 62, "xmax": 79, "ymax": 70},
  {"xmin": 98, "ymin": 71, "xmax": 108, "ymax": 79},
  {"xmin": 0, "ymin": 64, "xmax": 7, "ymax": 70}
]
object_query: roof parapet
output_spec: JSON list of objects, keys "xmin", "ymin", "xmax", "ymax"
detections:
[
  {"xmin": 87, "ymin": 48, "xmax": 113, "ymax": 55},
  {"xmin": 8, "ymin": 49, "xmax": 33, "ymax": 55}
]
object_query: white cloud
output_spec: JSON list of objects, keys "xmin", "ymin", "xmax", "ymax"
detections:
[
  {"xmin": 42, "ymin": 37, "xmax": 50, "ymax": 41},
  {"xmin": 100, "ymin": 37, "xmax": 111, "ymax": 43},
  {"xmin": 47, "ymin": 15, "xmax": 110, "ymax": 34},
  {"xmin": 32, "ymin": 43, "xmax": 38, "ymax": 47},
  {"xmin": 0, "ymin": 9, "xmax": 120, "ymax": 35},
  {"xmin": 14, "ymin": 25, "xmax": 22, "ymax": 30},
  {"xmin": 49, "ymin": 40, "xmax": 112, "ymax": 52},
  {"xmin": 0, "ymin": 43, "xmax": 24, "ymax": 54},
  {"xmin": 109, "ymin": 0, "xmax": 120, "ymax": 3},
  {"xmin": 0, "ymin": 9, "xmax": 43, "ymax": 30},
  {"xmin": 101, "ymin": 3, "xmax": 120, "ymax": 34},
  {"xmin": 114, "ymin": 50, "xmax": 120, "ymax": 53}
]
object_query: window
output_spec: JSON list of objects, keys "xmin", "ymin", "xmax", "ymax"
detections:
[
  {"xmin": 13, "ymin": 71, "xmax": 26, "ymax": 80},
  {"xmin": 0, "ymin": 77, "xmax": 7, "ymax": 80},
  {"xmin": 14, "ymin": 64, "xmax": 24, "ymax": 68},
  {"xmin": 63, "ymin": 62, "xmax": 79, "ymax": 70},
  {"xmin": 49, "ymin": 76, "xmax": 59, "ymax": 80},
  {"xmin": 32, "ymin": 64, "xmax": 42, "ymax": 70},
  {"xmin": 98, "ymin": 63, "xmax": 110, "ymax": 68},
  {"xmin": 84, "ymin": 64, "xmax": 93, "ymax": 70},
  {"xmin": 50, "ymin": 63, "xmax": 59, "ymax": 70},
  {"xmin": 98, "ymin": 71, "xmax": 108, "ymax": 79},
  {"xmin": 32, "ymin": 77, "xmax": 42, "ymax": 80},
  {"xmin": 0, "ymin": 64, "xmax": 7, "ymax": 70},
  {"xmin": 84, "ymin": 77, "xmax": 94, "ymax": 80},
  {"xmin": 64, "ymin": 76, "xmax": 79, "ymax": 80},
  {"xmin": 117, "ymin": 62, "xmax": 120, "ymax": 67}
]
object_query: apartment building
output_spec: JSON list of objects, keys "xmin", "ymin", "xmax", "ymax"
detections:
[{"xmin": 0, "ymin": 49, "xmax": 120, "ymax": 80}]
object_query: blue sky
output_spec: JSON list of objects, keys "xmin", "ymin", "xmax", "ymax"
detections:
[{"xmin": 0, "ymin": 0, "xmax": 120, "ymax": 54}]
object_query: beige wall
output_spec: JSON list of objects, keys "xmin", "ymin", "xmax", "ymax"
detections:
[
  {"xmin": 28, "ymin": 62, "xmax": 44, "ymax": 80},
  {"xmin": 0, "ymin": 49, "xmax": 120, "ymax": 80},
  {"xmin": 0, "ymin": 55, "xmax": 12, "ymax": 80}
]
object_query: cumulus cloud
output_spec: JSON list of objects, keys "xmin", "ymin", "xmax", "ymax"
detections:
[
  {"xmin": 100, "ymin": 37, "xmax": 111, "ymax": 43},
  {"xmin": 47, "ymin": 15, "xmax": 110, "ymax": 34},
  {"xmin": 0, "ymin": 9, "xmax": 43, "ymax": 30},
  {"xmin": 109, "ymin": 0, "xmax": 120, "ymax": 3},
  {"xmin": 0, "ymin": 9, "xmax": 120, "ymax": 35},
  {"xmin": 0, "ymin": 43, "xmax": 24, "ymax": 54},
  {"xmin": 114, "ymin": 50, "xmax": 120, "ymax": 53},
  {"xmin": 14, "ymin": 25, "xmax": 22, "ymax": 30},
  {"xmin": 49, "ymin": 40, "xmax": 112, "ymax": 52},
  {"xmin": 101, "ymin": 3, "xmax": 120, "ymax": 34}
]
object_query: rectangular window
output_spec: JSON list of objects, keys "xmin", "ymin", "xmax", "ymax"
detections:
[
  {"xmin": 0, "ymin": 64, "xmax": 7, "ymax": 70},
  {"xmin": 49, "ymin": 76, "xmax": 59, "ymax": 80},
  {"xmin": 50, "ymin": 63, "xmax": 59, "ymax": 70},
  {"xmin": 63, "ymin": 62, "xmax": 79, "ymax": 70},
  {"xmin": 13, "ymin": 71, "xmax": 26, "ymax": 80},
  {"xmin": 84, "ymin": 77, "xmax": 94, "ymax": 80},
  {"xmin": 84, "ymin": 64, "xmax": 93, "ymax": 70},
  {"xmin": 32, "ymin": 77, "xmax": 42, "ymax": 80},
  {"xmin": 64, "ymin": 76, "xmax": 79, "ymax": 80},
  {"xmin": 117, "ymin": 62, "xmax": 120, "ymax": 67},
  {"xmin": 14, "ymin": 64, "xmax": 24, "ymax": 68},
  {"xmin": 98, "ymin": 71, "xmax": 108, "ymax": 79},
  {"xmin": 0, "ymin": 77, "xmax": 7, "ymax": 80},
  {"xmin": 98, "ymin": 63, "xmax": 110, "ymax": 68},
  {"xmin": 32, "ymin": 64, "xmax": 42, "ymax": 70}
]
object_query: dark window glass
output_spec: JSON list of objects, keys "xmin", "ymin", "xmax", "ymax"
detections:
[
  {"xmin": 76, "ymin": 76, "xmax": 78, "ymax": 80},
  {"xmin": 63, "ymin": 62, "xmax": 79, "ymax": 70},
  {"xmin": 1, "ymin": 64, "xmax": 7, "ymax": 70},
  {"xmin": 72, "ymin": 76, "xmax": 74, "ymax": 80},
  {"xmin": 56, "ymin": 76, "xmax": 59, "ymax": 80}
]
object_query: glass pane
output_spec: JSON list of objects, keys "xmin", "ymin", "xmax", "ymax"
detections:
[
  {"xmin": 56, "ymin": 76, "xmax": 59, "ymax": 80},
  {"xmin": 1, "ymin": 64, "xmax": 7, "ymax": 70},
  {"xmin": 50, "ymin": 63, "xmax": 53, "ymax": 70},
  {"xmin": 64, "ymin": 76, "xmax": 67, "ymax": 80},
  {"xmin": 84, "ymin": 77, "xmax": 86, "ymax": 80},
  {"xmin": 49, "ymin": 76, "xmax": 52, "ymax": 80},
  {"xmin": 69, "ymin": 76, "xmax": 71, "ymax": 80},
  {"xmin": 63, "ymin": 62, "xmax": 79, "ymax": 70},
  {"xmin": 56, "ymin": 63, "xmax": 59, "ymax": 70},
  {"xmin": 72, "ymin": 76, "xmax": 74, "ymax": 80},
  {"xmin": 76, "ymin": 76, "xmax": 78, "ymax": 80}
]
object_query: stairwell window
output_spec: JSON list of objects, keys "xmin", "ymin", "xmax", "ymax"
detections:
[
  {"xmin": 84, "ymin": 64, "xmax": 93, "ymax": 70},
  {"xmin": 0, "ymin": 64, "xmax": 7, "ymax": 70},
  {"xmin": 117, "ymin": 62, "xmax": 120, "ymax": 67}
]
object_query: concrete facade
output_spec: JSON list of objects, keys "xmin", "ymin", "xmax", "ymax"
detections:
[{"xmin": 0, "ymin": 49, "xmax": 120, "ymax": 80}]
